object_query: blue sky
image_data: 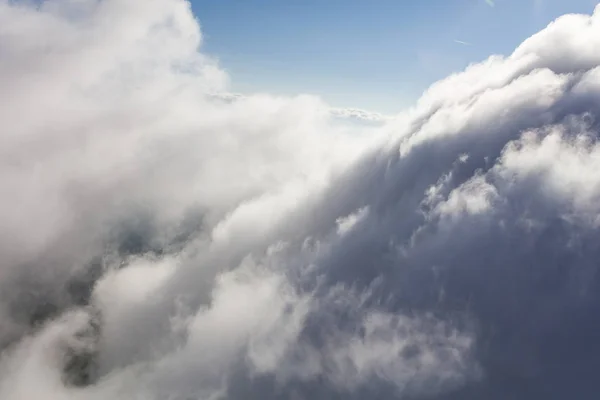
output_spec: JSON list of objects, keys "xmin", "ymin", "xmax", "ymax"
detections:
[{"xmin": 190, "ymin": 0, "xmax": 598, "ymax": 113}]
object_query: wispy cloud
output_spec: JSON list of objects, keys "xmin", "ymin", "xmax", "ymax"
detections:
[
  {"xmin": 454, "ymin": 39, "xmax": 472, "ymax": 46},
  {"xmin": 485, "ymin": 0, "xmax": 495, "ymax": 7}
]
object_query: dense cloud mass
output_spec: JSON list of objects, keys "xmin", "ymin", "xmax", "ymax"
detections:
[{"xmin": 2, "ymin": 0, "xmax": 600, "ymax": 399}]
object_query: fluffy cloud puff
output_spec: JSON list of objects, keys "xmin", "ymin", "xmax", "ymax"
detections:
[{"xmin": 1, "ymin": 1, "xmax": 600, "ymax": 400}]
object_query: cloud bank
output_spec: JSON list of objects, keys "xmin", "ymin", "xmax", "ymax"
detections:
[{"xmin": 1, "ymin": 1, "xmax": 600, "ymax": 399}]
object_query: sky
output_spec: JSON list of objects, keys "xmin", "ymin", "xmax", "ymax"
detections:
[{"xmin": 191, "ymin": 0, "xmax": 598, "ymax": 113}]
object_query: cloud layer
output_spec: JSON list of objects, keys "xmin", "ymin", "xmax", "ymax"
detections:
[{"xmin": 1, "ymin": 1, "xmax": 600, "ymax": 399}]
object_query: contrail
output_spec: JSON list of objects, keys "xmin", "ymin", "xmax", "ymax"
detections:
[
  {"xmin": 485, "ymin": 0, "xmax": 495, "ymax": 6},
  {"xmin": 454, "ymin": 39, "xmax": 472, "ymax": 45}
]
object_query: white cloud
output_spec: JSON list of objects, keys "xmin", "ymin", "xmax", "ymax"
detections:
[
  {"xmin": 2, "ymin": 1, "xmax": 600, "ymax": 400},
  {"xmin": 212, "ymin": 92, "xmax": 392, "ymax": 125},
  {"xmin": 336, "ymin": 206, "xmax": 370, "ymax": 235}
]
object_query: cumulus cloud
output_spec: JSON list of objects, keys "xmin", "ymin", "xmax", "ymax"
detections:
[
  {"xmin": 2, "ymin": 1, "xmax": 600, "ymax": 400},
  {"xmin": 211, "ymin": 92, "xmax": 392, "ymax": 125}
]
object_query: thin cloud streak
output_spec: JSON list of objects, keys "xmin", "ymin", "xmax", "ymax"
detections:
[{"xmin": 454, "ymin": 39, "xmax": 472, "ymax": 45}]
